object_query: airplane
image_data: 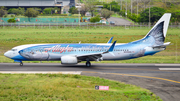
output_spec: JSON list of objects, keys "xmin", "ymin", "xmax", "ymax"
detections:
[{"xmin": 4, "ymin": 13, "xmax": 171, "ymax": 67}]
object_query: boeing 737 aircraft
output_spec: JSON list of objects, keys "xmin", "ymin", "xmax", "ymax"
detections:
[{"xmin": 4, "ymin": 13, "xmax": 171, "ymax": 67}]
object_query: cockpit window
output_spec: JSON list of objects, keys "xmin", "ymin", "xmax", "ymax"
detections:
[{"xmin": 11, "ymin": 49, "xmax": 17, "ymax": 51}]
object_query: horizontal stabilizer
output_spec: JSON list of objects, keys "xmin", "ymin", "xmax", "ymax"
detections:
[{"xmin": 152, "ymin": 42, "xmax": 171, "ymax": 48}]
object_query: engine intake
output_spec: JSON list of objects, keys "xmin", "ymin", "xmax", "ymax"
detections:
[{"xmin": 61, "ymin": 56, "xmax": 78, "ymax": 64}]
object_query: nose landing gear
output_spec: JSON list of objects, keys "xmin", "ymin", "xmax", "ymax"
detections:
[
  {"xmin": 20, "ymin": 62, "xmax": 23, "ymax": 66},
  {"xmin": 14, "ymin": 60, "xmax": 23, "ymax": 66}
]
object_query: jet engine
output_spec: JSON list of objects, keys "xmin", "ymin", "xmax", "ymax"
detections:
[{"xmin": 61, "ymin": 56, "xmax": 78, "ymax": 64}]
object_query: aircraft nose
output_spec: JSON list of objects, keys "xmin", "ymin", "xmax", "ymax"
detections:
[{"xmin": 4, "ymin": 51, "xmax": 11, "ymax": 58}]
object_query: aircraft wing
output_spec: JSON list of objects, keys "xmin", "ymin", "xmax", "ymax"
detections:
[
  {"xmin": 152, "ymin": 42, "xmax": 171, "ymax": 48},
  {"xmin": 77, "ymin": 41, "xmax": 116, "ymax": 61}
]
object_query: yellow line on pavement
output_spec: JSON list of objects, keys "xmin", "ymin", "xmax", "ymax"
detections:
[
  {"xmin": 83, "ymin": 71, "xmax": 180, "ymax": 84},
  {"xmin": 96, "ymin": 67, "xmax": 180, "ymax": 72}
]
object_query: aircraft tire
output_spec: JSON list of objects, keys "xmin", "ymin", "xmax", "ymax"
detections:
[
  {"xmin": 20, "ymin": 62, "xmax": 23, "ymax": 66},
  {"xmin": 86, "ymin": 61, "xmax": 91, "ymax": 67}
]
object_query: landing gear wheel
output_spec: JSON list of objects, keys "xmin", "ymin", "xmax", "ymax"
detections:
[
  {"xmin": 86, "ymin": 61, "xmax": 91, "ymax": 67},
  {"xmin": 20, "ymin": 62, "xmax": 23, "ymax": 66}
]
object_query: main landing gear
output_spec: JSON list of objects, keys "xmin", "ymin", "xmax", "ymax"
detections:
[
  {"xmin": 20, "ymin": 62, "xmax": 23, "ymax": 66},
  {"xmin": 86, "ymin": 61, "xmax": 91, "ymax": 67}
]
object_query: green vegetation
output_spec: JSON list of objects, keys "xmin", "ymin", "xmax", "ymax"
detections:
[
  {"xmin": 0, "ymin": 74, "xmax": 161, "ymax": 100},
  {"xmin": 3, "ymin": 15, "xmax": 78, "ymax": 18},
  {"xmin": 0, "ymin": 6, "xmax": 7, "ymax": 17},
  {"xmin": 90, "ymin": 15, "xmax": 101, "ymax": 22},
  {"xmin": 0, "ymin": 27, "xmax": 179, "ymax": 63},
  {"xmin": 139, "ymin": 7, "xmax": 166, "ymax": 23},
  {"xmin": 85, "ymin": 2, "xmax": 96, "ymax": 17},
  {"xmin": 43, "ymin": 7, "xmax": 60, "ymax": 15},
  {"xmin": 101, "ymin": 0, "xmax": 180, "ymax": 23},
  {"xmin": 7, "ymin": 18, "xmax": 16, "ymax": 23},
  {"xmin": 103, "ymin": 1, "xmax": 120, "ymax": 12},
  {"xmin": 43, "ymin": 8, "xmax": 52, "ymax": 15},
  {"xmin": 80, "ymin": 5, "xmax": 89, "ymax": 16},
  {"xmin": 101, "ymin": 8, "xmax": 114, "ymax": 19},
  {"xmin": 24, "ymin": 8, "xmax": 39, "ymax": 17},
  {"xmin": 170, "ymin": 10, "xmax": 180, "ymax": 23},
  {"xmin": 11, "ymin": 15, "xmax": 14, "ymax": 17},
  {"xmin": 39, "ymin": 14, "xmax": 68, "ymax": 17},
  {"xmin": 8, "ymin": 7, "xmax": 25, "ymax": 16},
  {"xmin": 68, "ymin": 7, "xmax": 78, "ymax": 14}
]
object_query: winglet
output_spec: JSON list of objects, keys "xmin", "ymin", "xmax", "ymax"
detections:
[
  {"xmin": 108, "ymin": 41, "xmax": 116, "ymax": 52},
  {"xmin": 103, "ymin": 41, "xmax": 116, "ymax": 54},
  {"xmin": 107, "ymin": 37, "xmax": 113, "ymax": 44}
]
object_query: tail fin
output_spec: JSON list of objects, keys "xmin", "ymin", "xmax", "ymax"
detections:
[{"xmin": 144, "ymin": 13, "xmax": 171, "ymax": 45}]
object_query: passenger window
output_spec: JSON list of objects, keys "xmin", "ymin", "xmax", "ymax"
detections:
[{"xmin": 11, "ymin": 49, "xmax": 17, "ymax": 51}]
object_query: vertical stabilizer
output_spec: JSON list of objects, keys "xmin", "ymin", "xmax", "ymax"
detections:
[{"xmin": 145, "ymin": 13, "xmax": 171, "ymax": 38}]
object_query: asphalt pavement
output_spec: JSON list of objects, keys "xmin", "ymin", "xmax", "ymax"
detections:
[{"xmin": 107, "ymin": 17, "xmax": 132, "ymax": 25}]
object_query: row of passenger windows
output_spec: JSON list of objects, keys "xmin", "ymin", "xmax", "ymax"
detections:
[
  {"xmin": 70, "ymin": 49, "xmax": 129, "ymax": 52},
  {"xmin": 28, "ymin": 49, "xmax": 129, "ymax": 52}
]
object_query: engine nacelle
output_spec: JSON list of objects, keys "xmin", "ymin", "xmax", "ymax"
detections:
[{"xmin": 61, "ymin": 56, "xmax": 78, "ymax": 64}]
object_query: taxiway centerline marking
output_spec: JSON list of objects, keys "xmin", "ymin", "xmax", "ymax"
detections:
[{"xmin": 96, "ymin": 67, "xmax": 180, "ymax": 72}]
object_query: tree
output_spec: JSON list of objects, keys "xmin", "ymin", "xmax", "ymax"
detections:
[
  {"xmin": 69, "ymin": 7, "xmax": 78, "ymax": 14},
  {"xmin": 80, "ymin": 4, "xmax": 88, "ymax": 16},
  {"xmin": 139, "ymin": 7, "xmax": 166, "ymax": 23},
  {"xmin": 8, "ymin": 8, "xmax": 13, "ymax": 14},
  {"xmin": 128, "ymin": 13, "xmax": 140, "ymax": 23},
  {"xmin": 86, "ymin": 2, "xmax": 96, "ymax": 17},
  {"xmin": 42, "ymin": 7, "xmax": 60, "ymax": 14},
  {"xmin": 103, "ymin": 1, "xmax": 120, "ymax": 12},
  {"xmin": 43, "ymin": 8, "xmax": 51, "ymax": 14},
  {"xmin": 101, "ymin": 8, "xmax": 114, "ymax": 19},
  {"xmin": 17, "ymin": 7, "xmax": 25, "ymax": 15},
  {"xmin": 52, "ymin": 7, "xmax": 60, "ymax": 14},
  {"xmin": 90, "ymin": 15, "xmax": 101, "ymax": 23},
  {"xmin": 0, "ymin": 6, "xmax": 7, "ymax": 17},
  {"xmin": 24, "ymin": 8, "xmax": 39, "ymax": 17},
  {"xmin": 8, "ymin": 7, "xmax": 25, "ymax": 16},
  {"xmin": 170, "ymin": 10, "xmax": 180, "ymax": 23}
]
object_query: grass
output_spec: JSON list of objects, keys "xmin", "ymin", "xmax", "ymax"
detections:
[
  {"xmin": 0, "ymin": 26, "xmax": 179, "ymax": 63},
  {"xmin": 0, "ymin": 74, "xmax": 162, "ymax": 101}
]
